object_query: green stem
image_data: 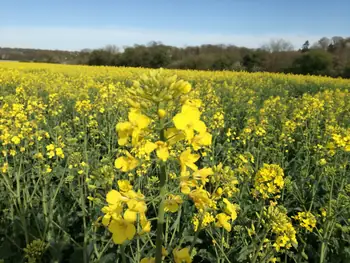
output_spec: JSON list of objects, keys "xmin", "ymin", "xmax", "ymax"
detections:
[
  {"xmin": 168, "ymin": 208, "xmax": 182, "ymax": 249},
  {"xmin": 80, "ymin": 175, "xmax": 88, "ymax": 263},
  {"xmin": 121, "ymin": 244, "xmax": 127, "ymax": 263},
  {"xmin": 137, "ymin": 215, "xmax": 141, "ymax": 263},
  {"xmin": 16, "ymin": 156, "xmax": 29, "ymax": 244},
  {"xmin": 320, "ymin": 173, "xmax": 335, "ymax": 263},
  {"xmin": 155, "ymin": 113, "xmax": 167, "ymax": 263},
  {"xmin": 207, "ymin": 230, "xmax": 231, "ymax": 263},
  {"xmin": 155, "ymin": 161, "xmax": 167, "ymax": 263},
  {"xmin": 251, "ymin": 230, "xmax": 269, "ymax": 263},
  {"xmin": 189, "ymin": 218, "xmax": 203, "ymax": 254},
  {"xmin": 42, "ymin": 173, "xmax": 50, "ymax": 240},
  {"xmin": 80, "ymin": 122, "xmax": 89, "ymax": 263}
]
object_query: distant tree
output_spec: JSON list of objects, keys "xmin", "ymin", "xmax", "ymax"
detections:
[
  {"xmin": 328, "ymin": 36, "xmax": 345, "ymax": 52},
  {"xmin": 148, "ymin": 45, "xmax": 172, "ymax": 68},
  {"xmin": 301, "ymin": 41, "xmax": 310, "ymax": 53},
  {"xmin": 242, "ymin": 51, "xmax": 266, "ymax": 71},
  {"xmin": 289, "ymin": 49, "xmax": 332, "ymax": 76},
  {"xmin": 104, "ymin": 45, "xmax": 119, "ymax": 54},
  {"xmin": 211, "ymin": 55, "xmax": 233, "ymax": 70},
  {"xmin": 81, "ymin": 48, "xmax": 92, "ymax": 53},
  {"xmin": 343, "ymin": 62, "xmax": 350, "ymax": 78},
  {"xmin": 261, "ymin": 39, "xmax": 294, "ymax": 53},
  {"xmin": 318, "ymin": 37, "xmax": 331, "ymax": 50},
  {"xmin": 88, "ymin": 49, "xmax": 113, "ymax": 66},
  {"xmin": 263, "ymin": 51, "xmax": 300, "ymax": 72}
]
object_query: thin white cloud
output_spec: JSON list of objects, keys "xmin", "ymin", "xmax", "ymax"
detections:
[{"xmin": 0, "ymin": 26, "xmax": 324, "ymax": 51}]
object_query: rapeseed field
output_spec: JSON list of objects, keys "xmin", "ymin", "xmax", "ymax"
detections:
[{"xmin": 0, "ymin": 62, "xmax": 349, "ymax": 263}]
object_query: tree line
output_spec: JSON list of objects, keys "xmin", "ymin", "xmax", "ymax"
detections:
[
  {"xmin": 1, "ymin": 36, "xmax": 350, "ymax": 78},
  {"xmin": 84, "ymin": 36, "xmax": 350, "ymax": 78}
]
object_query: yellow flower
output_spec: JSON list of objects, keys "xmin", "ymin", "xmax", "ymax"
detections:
[
  {"xmin": 192, "ymin": 167, "xmax": 213, "ymax": 185},
  {"xmin": 115, "ymin": 122, "xmax": 132, "ymax": 145},
  {"xmin": 215, "ymin": 213, "xmax": 232, "ymax": 232},
  {"xmin": 165, "ymin": 127, "xmax": 185, "ymax": 145},
  {"xmin": 144, "ymin": 141, "xmax": 157, "ymax": 154},
  {"xmin": 189, "ymin": 188, "xmax": 213, "ymax": 211},
  {"xmin": 11, "ymin": 136, "xmax": 21, "ymax": 145},
  {"xmin": 180, "ymin": 176, "xmax": 197, "ymax": 194},
  {"xmin": 223, "ymin": 198, "xmax": 238, "ymax": 221},
  {"xmin": 162, "ymin": 246, "xmax": 169, "ymax": 257},
  {"xmin": 191, "ymin": 131, "xmax": 212, "ymax": 150},
  {"xmin": 173, "ymin": 247, "xmax": 192, "ymax": 263},
  {"xmin": 124, "ymin": 209, "xmax": 137, "ymax": 223},
  {"xmin": 34, "ymin": 153, "xmax": 44, "ymax": 160},
  {"xmin": 254, "ymin": 164, "xmax": 284, "ymax": 199},
  {"xmin": 140, "ymin": 257, "xmax": 155, "ymax": 263},
  {"xmin": 178, "ymin": 82, "xmax": 192, "ymax": 94},
  {"xmin": 102, "ymin": 190, "xmax": 124, "ymax": 226},
  {"xmin": 108, "ymin": 218, "xmax": 136, "ymax": 244},
  {"xmin": 115, "ymin": 151, "xmax": 139, "ymax": 172},
  {"xmin": 55, "ymin": 147, "xmax": 64, "ymax": 158},
  {"xmin": 139, "ymin": 213, "xmax": 151, "ymax": 234},
  {"xmin": 46, "ymin": 144, "xmax": 55, "ymax": 151},
  {"xmin": 173, "ymin": 104, "xmax": 206, "ymax": 141},
  {"xmin": 118, "ymin": 180, "xmax": 133, "ymax": 192},
  {"xmin": 293, "ymin": 211, "xmax": 317, "ymax": 232},
  {"xmin": 155, "ymin": 141, "xmax": 169, "ymax": 161},
  {"xmin": 116, "ymin": 108, "xmax": 151, "ymax": 146},
  {"xmin": 164, "ymin": 194, "xmax": 183, "ymax": 213},
  {"xmin": 126, "ymin": 198, "xmax": 147, "ymax": 214},
  {"xmin": 1, "ymin": 162, "xmax": 9, "ymax": 173},
  {"xmin": 45, "ymin": 166, "xmax": 52, "ymax": 173},
  {"xmin": 179, "ymin": 149, "xmax": 200, "ymax": 175},
  {"xmin": 319, "ymin": 158, "xmax": 327, "ymax": 166}
]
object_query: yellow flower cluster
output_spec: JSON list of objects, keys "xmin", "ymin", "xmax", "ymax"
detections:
[
  {"xmin": 253, "ymin": 164, "xmax": 284, "ymax": 199},
  {"xmin": 331, "ymin": 131, "xmax": 350, "ymax": 152},
  {"xmin": 1, "ymin": 62, "xmax": 350, "ymax": 263},
  {"xmin": 266, "ymin": 205, "xmax": 298, "ymax": 252},
  {"xmin": 293, "ymin": 211, "xmax": 317, "ymax": 232},
  {"xmin": 101, "ymin": 180, "xmax": 150, "ymax": 244}
]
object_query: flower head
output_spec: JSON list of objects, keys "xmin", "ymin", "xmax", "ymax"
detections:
[
  {"xmin": 173, "ymin": 247, "xmax": 192, "ymax": 263},
  {"xmin": 115, "ymin": 151, "xmax": 139, "ymax": 172}
]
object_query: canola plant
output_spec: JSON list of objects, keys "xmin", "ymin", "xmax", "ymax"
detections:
[{"xmin": 0, "ymin": 62, "xmax": 349, "ymax": 263}]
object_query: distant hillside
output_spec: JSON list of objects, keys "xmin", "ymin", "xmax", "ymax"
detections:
[{"xmin": 0, "ymin": 47, "xmax": 88, "ymax": 64}]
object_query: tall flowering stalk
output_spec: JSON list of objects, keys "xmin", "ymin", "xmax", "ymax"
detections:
[
  {"xmin": 102, "ymin": 69, "xmax": 238, "ymax": 262},
  {"xmin": 104, "ymin": 70, "xmax": 201, "ymax": 262}
]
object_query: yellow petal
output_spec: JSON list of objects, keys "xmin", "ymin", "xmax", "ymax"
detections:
[
  {"xmin": 112, "ymin": 231, "xmax": 127, "ymax": 245},
  {"xmin": 124, "ymin": 210, "xmax": 137, "ymax": 223},
  {"xmin": 144, "ymin": 141, "xmax": 157, "ymax": 154},
  {"xmin": 102, "ymin": 214, "xmax": 111, "ymax": 226},
  {"xmin": 106, "ymin": 190, "xmax": 122, "ymax": 205},
  {"xmin": 125, "ymin": 223, "xmax": 136, "ymax": 240},
  {"xmin": 156, "ymin": 144, "xmax": 169, "ymax": 161}
]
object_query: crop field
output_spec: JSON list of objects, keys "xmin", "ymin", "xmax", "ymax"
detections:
[{"xmin": 0, "ymin": 62, "xmax": 349, "ymax": 263}]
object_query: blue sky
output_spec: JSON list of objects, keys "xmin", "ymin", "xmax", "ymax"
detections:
[{"xmin": 1, "ymin": 0, "xmax": 349, "ymax": 50}]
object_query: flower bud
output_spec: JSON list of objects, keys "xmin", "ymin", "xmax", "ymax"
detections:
[{"xmin": 158, "ymin": 109, "xmax": 166, "ymax": 119}]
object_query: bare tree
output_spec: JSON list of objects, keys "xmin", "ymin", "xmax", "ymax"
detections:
[
  {"xmin": 261, "ymin": 39, "xmax": 294, "ymax": 53},
  {"xmin": 318, "ymin": 37, "xmax": 331, "ymax": 50},
  {"xmin": 81, "ymin": 48, "xmax": 92, "ymax": 53},
  {"xmin": 104, "ymin": 45, "xmax": 119, "ymax": 54},
  {"xmin": 332, "ymin": 36, "xmax": 344, "ymax": 45}
]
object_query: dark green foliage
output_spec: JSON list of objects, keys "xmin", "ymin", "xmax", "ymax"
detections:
[
  {"xmin": 1, "ymin": 36, "xmax": 350, "ymax": 78},
  {"xmin": 288, "ymin": 50, "xmax": 333, "ymax": 76}
]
